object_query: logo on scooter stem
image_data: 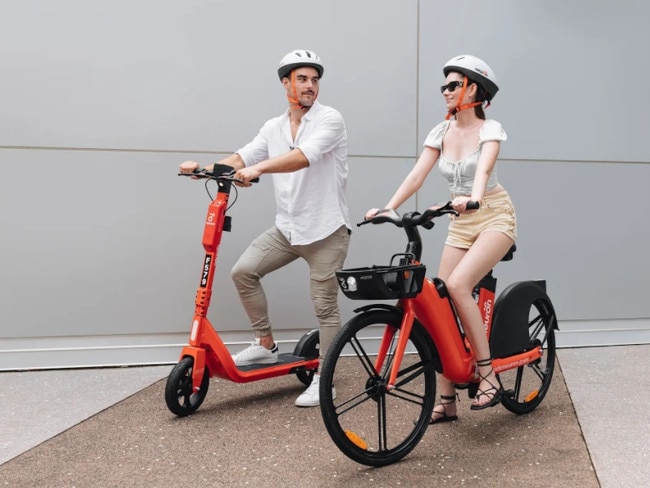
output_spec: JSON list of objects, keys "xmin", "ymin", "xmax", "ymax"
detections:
[{"xmin": 200, "ymin": 254, "xmax": 212, "ymax": 287}]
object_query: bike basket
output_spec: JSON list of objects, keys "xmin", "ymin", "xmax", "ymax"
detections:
[{"xmin": 336, "ymin": 264, "xmax": 426, "ymax": 300}]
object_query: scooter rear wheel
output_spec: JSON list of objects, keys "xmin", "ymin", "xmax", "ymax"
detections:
[
  {"xmin": 293, "ymin": 329, "xmax": 320, "ymax": 386},
  {"xmin": 164, "ymin": 356, "xmax": 209, "ymax": 416}
]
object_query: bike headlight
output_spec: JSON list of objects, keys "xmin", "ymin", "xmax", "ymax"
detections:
[{"xmin": 346, "ymin": 276, "xmax": 358, "ymax": 292}]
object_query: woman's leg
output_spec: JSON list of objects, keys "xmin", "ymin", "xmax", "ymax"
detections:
[
  {"xmin": 445, "ymin": 231, "xmax": 514, "ymax": 408},
  {"xmin": 429, "ymin": 245, "xmax": 468, "ymax": 421}
]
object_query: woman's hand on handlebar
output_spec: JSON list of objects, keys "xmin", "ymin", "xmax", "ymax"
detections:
[
  {"xmin": 365, "ymin": 208, "xmax": 382, "ymax": 220},
  {"xmin": 361, "ymin": 208, "xmax": 401, "ymax": 226},
  {"xmin": 451, "ymin": 196, "xmax": 480, "ymax": 213},
  {"xmin": 364, "ymin": 207, "xmax": 399, "ymax": 220}
]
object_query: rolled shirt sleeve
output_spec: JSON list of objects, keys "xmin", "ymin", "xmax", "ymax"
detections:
[{"xmin": 295, "ymin": 109, "xmax": 346, "ymax": 166}]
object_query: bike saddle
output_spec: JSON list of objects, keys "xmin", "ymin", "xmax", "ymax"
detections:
[{"xmin": 501, "ymin": 244, "xmax": 516, "ymax": 262}]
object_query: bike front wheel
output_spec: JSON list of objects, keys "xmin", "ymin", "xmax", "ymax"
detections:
[{"xmin": 319, "ymin": 309, "xmax": 437, "ymax": 467}]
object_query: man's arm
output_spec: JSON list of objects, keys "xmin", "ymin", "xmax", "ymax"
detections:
[{"xmin": 235, "ymin": 148, "xmax": 309, "ymax": 184}]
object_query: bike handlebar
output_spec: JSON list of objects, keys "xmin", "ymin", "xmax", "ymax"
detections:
[
  {"xmin": 359, "ymin": 200, "xmax": 478, "ymax": 262},
  {"xmin": 360, "ymin": 201, "xmax": 478, "ymax": 229}
]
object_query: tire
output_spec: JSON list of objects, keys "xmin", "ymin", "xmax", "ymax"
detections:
[
  {"xmin": 164, "ymin": 356, "xmax": 209, "ymax": 417},
  {"xmin": 293, "ymin": 329, "xmax": 320, "ymax": 386},
  {"xmin": 498, "ymin": 296, "xmax": 556, "ymax": 414},
  {"xmin": 319, "ymin": 310, "xmax": 437, "ymax": 467}
]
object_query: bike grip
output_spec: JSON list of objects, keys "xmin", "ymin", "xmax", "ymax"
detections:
[{"xmin": 466, "ymin": 200, "xmax": 480, "ymax": 210}]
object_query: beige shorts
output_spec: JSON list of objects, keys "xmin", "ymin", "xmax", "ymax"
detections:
[{"xmin": 446, "ymin": 190, "xmax": 517, "ymax": 249}]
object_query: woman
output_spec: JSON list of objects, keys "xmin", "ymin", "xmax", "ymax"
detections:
[{"xmin": 366, "ymin": 54, "xmax": 517, "ymax": 421}]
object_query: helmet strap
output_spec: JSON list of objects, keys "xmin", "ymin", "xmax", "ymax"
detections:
[
  {"xmin": 445, "ymin": 76, "xmax": 483, "ymax": 120},
  {"xmin": 287, "ymin": 71, "xmax": 302, "ymax": 110}
]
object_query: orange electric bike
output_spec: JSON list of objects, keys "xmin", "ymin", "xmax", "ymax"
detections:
[
  {"xmin": 164, "ymin": 165, "xmax": 320, "ymax": 417},
  {"xmin": 318, "ymin": 203, "xmax": 558, "ymax": 466}
]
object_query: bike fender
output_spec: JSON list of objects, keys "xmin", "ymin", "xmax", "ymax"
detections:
[
  {"xmin": 346, "ymin": 304, "xmax": 442, "ymax": 374},
  {"xmin": 351, "ymin": 303, "xmax": 403, "ymax": 314},
  {"xmin": 490, "ymin": 280, "xmax": 558, "ymax": 359}
]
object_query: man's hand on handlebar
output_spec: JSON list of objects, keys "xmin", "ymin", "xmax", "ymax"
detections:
[
  {"xmin": 179, "ymin": 160, "xmax": 203, "ymax": 179},
  {"xmin": 234, "ymin": 166, "xmax": 262, "ymax": 187}
]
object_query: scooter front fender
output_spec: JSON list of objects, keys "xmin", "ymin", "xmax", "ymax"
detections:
[{"xmin": 179, "ymin": 346, "xmax": 207, "ymax": 392}]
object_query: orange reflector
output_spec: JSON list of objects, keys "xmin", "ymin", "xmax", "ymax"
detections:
[
  {"xmin": 345, "ymin": 430, "xmax": 368, "ymax": 450},
  {"xmin": 524, "ymin": 390, "xmax": 539, "ymax": 403}
]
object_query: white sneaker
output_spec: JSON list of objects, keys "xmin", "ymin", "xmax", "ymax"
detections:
[
  {"xmin": 232, "ymin": 340, "xmax": 278, "ymax": 366},
  {"xmin": 295, "ymin": 374, "xmax": 336, "ymax": 408}
]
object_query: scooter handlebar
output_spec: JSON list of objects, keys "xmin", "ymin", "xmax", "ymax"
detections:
[{"xmin": 177, "ymin": 166, "xmax": 260, "ymax": 184}]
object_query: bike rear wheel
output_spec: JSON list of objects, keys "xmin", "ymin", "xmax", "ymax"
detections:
[
  {"xmin": 498, "ymin": 296, "xmax": 556, "ymax": 414},
  {"xmin": 319, "ymin": 309, "xmax": 437, "ymax": 467}
]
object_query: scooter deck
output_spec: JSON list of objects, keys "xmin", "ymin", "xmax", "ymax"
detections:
[{"xmin": 236, "ymin": 352, "xmax": 319, "ymax": 372}]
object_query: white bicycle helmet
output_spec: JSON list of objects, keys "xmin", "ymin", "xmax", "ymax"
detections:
[
  {"xmin": 278, "ymin": 49, "xmax": 324, "ymax": 80},
  {"xmin": 443, "ymin": 55, "xmax": 499, "ymax": 101}
]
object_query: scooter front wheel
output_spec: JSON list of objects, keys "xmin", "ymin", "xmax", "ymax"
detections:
[{"xmin": 164, "ymin": 356, "xmax": 209, "ymax": 416}]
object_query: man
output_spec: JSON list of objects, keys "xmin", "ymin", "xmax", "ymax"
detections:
[{"xmin": 179, "ymin": 49, "xmax": 351, "ymax": 407}]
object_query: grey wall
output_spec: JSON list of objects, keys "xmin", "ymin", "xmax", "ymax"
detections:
[{"xmin": 1, "ymin": 0, "xmax": 648, "ymax": 370}]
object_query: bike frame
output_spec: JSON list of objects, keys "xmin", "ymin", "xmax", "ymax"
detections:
[
  {"xmin": 368, "ymin": 226, "xmax": 544, "ymax": 390},
  {"xmin": 322, "ymin": 205, "xmax": 557, "ymax": 467},
  {"xmin": 179, "ymin": 169, "xmax": 319, "ymax": 393}
]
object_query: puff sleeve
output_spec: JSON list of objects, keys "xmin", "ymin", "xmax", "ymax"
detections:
[
  {"xmin": 479, "ymin": 119, "xmax": 507, "ymax": 146},
  {"xmin": 423, "ymin": 120, "xmax": 451, "ymax": 150}
]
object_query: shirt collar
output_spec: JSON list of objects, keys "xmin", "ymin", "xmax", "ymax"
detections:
[{"xmin": 284, "ymin": 100, "xmax": 322, "ymax": 121}]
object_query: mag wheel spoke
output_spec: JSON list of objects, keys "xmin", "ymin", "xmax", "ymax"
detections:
[{"xmin": 319, "ymin": 310, "xmax": 436, "ymax": 467}]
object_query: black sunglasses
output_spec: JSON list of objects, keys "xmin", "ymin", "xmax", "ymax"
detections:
[{"xmin": 440, "ymin": 80, "xmax": 464, "ymax": 94}]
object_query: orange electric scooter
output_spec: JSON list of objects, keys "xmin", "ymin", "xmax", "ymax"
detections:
[{"xmin": 165, "ymin": 164, "xmax": 320, "ymax": 417}]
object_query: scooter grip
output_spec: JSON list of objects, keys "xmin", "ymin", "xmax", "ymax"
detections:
[{"xmin": 466, "ymin": 200, "xmax": 480, "ymax": 210}]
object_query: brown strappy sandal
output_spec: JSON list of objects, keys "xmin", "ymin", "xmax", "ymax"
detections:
[
  {"xmin": 429, "ymin": 393, "xmax": 459, "ymax": 424},
  {"xmin": 470, "ymin": 358, "xmax": 504, "ymax": 411}
]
